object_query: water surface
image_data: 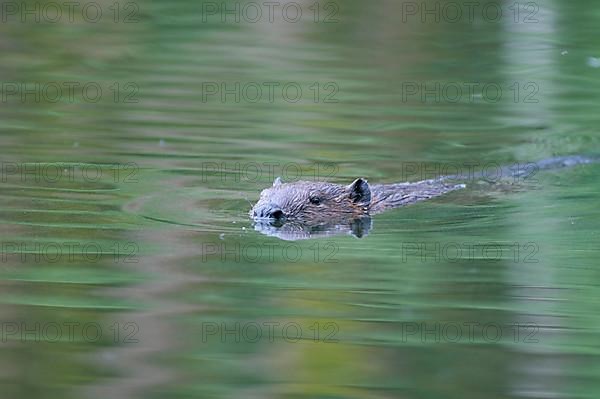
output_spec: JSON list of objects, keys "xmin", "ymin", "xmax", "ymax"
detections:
[{"xmin": 1, "ymin": 1, "xmax": 600, "ymax": 398}]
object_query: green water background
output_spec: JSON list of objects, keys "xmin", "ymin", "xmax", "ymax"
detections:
[{"xmin": 1, "ymin": 0, "xmax": 600, "ymax": 398}]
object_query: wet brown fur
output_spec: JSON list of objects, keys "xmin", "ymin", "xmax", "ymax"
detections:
[
  {"xmin": 250, "ymin": 177, "xmax": 463, "ymax": 223},
  {"xmin": 251, "ymin": 155, "xmax": 596, "ymax": 223}
]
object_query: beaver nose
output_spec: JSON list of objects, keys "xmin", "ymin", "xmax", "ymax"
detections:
[
  {"xmin": 270, "ymin": 209, "xmax": 284, "ymax": 219},
  {"xmin": 253, "ymin": 203, "xmax": 284, "ymax": 219}
]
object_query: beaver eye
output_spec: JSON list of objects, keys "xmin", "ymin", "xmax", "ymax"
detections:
[{"xmin": 309, "ymin": 196, "xmax": 321, "ymax": 205}]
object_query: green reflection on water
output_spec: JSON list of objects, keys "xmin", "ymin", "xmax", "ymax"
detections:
[{"xmin": 1, "ymin": 0, "xmax": 600, "ymax": 398}]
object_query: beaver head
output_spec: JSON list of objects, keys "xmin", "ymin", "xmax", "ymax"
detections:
[{"xmin": 250, "ymin": 177, "xmax": 371, "ymax": 223}]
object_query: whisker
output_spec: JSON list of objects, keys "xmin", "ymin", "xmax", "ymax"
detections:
[{"xmin": 241, "ymin": 193, "xmax": 254, "ymax": 208}]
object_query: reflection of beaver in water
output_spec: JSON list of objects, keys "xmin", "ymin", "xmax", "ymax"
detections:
[{"xmin": 250, "ymin": 155, "xmax": 596, "ymax": 229}]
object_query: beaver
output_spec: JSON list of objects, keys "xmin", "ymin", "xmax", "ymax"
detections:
[
  {"xmin": 251, "ymin": 176, "xmax": 464, "ymax": 223},
  {"xmin": 250, "ymin": 155, "xmax": 596, "ymax": 232}
]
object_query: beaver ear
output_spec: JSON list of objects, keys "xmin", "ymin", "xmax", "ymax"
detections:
[
  {"xmin": 347, "ymin": 178, "xmax": 371, "ymax": 205},
  {"xmin": 273, "ymin": 177, "xmax": 283, "ymax": 187}
]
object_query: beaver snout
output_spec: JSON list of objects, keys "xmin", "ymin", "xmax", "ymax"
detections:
[{"xmin": 252, "ymin": 203, "xmax": 285, "ymax": 220}]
